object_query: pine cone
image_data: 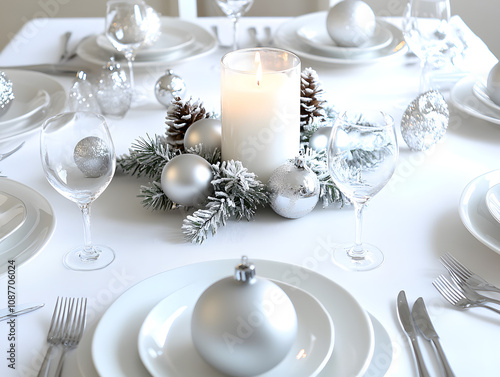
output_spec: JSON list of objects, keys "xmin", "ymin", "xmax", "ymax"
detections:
[
  {"xmin": 300, "ymin": 68, "xmax": 326, "ymax": 129},
  {"xmin": 165, "ymin": 97, "xmax": 211, "ymax": 151}
]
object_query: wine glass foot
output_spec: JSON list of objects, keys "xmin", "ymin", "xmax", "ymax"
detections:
[
  {"xmin": 332, "ymin": 242, "xmax": 384, "ymax": 272},
  {"xmin": 63, "ymin": 244, "xmax": 115, "ymax": 271}
]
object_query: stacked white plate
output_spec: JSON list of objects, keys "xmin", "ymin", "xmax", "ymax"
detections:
[
  {"xmin": 0, "ymin": 179, "xmax": 55, "ymax": 274},
  {"xmin": 451, "ymin": 76, "xmax": 500, "ymax": 125},
  {"xmin": 77, "ymin": 259, "xmax": 393, "ymax": 377},
  {"xmin": 0, "ymin": 70, "xmax": 66, "ymax": 142},
  {"xmin": 274, "ymin": 12, "xmax": 406, "ymax": 64},
  {"xmin": 459, "ymin": 170, "xmax": 500, "ymax": 254},
  {"xmin": 77, "ymin": 17, "xmax": 217, "ymax": 68}
]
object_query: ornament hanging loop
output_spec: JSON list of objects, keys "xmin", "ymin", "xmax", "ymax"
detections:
[{"xmin": 234, "ymin": 256, "xmax": 256, "ymax": 283}]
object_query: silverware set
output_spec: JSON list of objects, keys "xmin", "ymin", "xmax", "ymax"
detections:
[{"xmin": 37, "ymin": 297, "xmax": 87, "ymax": 377}]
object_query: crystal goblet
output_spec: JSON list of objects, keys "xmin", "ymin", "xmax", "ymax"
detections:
[{"xmin": 214, "ymin": 0, "xmax": 254, "ymax": 50}]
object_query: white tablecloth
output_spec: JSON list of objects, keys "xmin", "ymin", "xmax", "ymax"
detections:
[{"xmin": 0, "ymin": 16, "xmax": 500, "ymax": 377}]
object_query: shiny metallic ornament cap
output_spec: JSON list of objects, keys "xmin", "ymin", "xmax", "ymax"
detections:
[
  {"xmin": 103, "ymin": 56, "xmax": 122, "ymax": 72},
  {"xmin": 234, "ymin": 256, "xmax": 256, "ymax": 283}
]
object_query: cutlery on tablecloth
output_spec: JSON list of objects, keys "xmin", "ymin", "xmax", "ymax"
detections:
[
  {"xmin": 0, "ymin": 142, "xmax": 24, "ymax": 161},
  {"xmin": 59, "ymin": 31, "xmax": 72, "ymax": 62},
  {"xmin": 412, "ymin": 297, "xmax": 455, "ymax": 377},
  {"xmin": 0, "ymin": 303, "xmax": 44, "ymax": 321},
  {"xmin": 396, "ymin": 290, "xmax": 431, "ymax": 377},
  {"xmin": 440, "ymin": 253, "xmax": 500, "ymax": 293},
  {"xmin": 0, "ymin": 64, "xmax": 80, "ymax": 75},
  {"xmin": 248, "ymin": 27, "xmax": 262, "ymax": 47}
]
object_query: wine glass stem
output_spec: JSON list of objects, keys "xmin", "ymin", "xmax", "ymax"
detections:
[
  {"xmin": 125, "ymin": 52, "xmax": 135, "ymax": 92},
  {"xmin": 232, "ymin": 18, "xmax": 239, "ymax": 50},
  {"xmin": 79, "ymin": 203, "xmax": 98, "ymax": 261},
  {"xmin": 351, "ymin": 202, "xmax": 365, "ymax": 258}
]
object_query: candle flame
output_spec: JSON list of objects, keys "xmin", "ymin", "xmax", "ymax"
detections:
[{"xmin": 255, "ymin": 52, "xmax": 262, "ymax": 86}]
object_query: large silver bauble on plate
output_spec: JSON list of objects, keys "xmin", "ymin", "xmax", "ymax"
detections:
[
  {"xmin": 160, "ymin": 154, "xmax": 213, "ymax": 207},
  {"xmin": 308, "ymin": 126, "xmax": 332, "ymax": 151},
  {"xmin": 0, "ymin": 71, "xmax": 14, "ymax": 117},
  {"xmin": 487, "ymin": 62, "xmax": 500, "ymax": 106},
  {"xmin": 267, "ymin": 157, "xmax": 320, "ymax": 219},
  {"xmin": 184, "ymin": 118, "xmax": 222, "ymax": 154},
  {"xmin": 154, "ymin": 69, "xmax": 186, "ymax": 107},
  {"xmin": 401, "ymin": 90, "xmax": 449, "ymax": 151},
  {"xmin": 191, "ymin": 257, "xmax": 298, "ymax": 377},
  {"xmin": 326, "ymin": 0, "xmax": 376, "ymax": 47},
  {"xmin": 73, "ymin": 136, "xmax": 112, "ymax": 178}
]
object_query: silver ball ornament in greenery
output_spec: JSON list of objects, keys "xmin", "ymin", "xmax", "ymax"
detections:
[
  {"xmin": 191, "ymin": 257, "xmax": 298, "ymax": 377},
  {"xmin": 267, "ymin": 156, "xmax": 320, "ymax": 219},
  {"xmin": 155, "ymin": 69, "xmax": 186, "ymax": 107},
  {"xmin": 160, "ymin": 154, "xmax": 213, "ymax": 207},
  {"xmin": 73, "ymin": 136, "xmax": 112, "ymax": 178},
  {"xmin": 184, "ymin": 118, "xmax": 221, "ymax": 154},
  {"xmin": 326, "ymin": 0, "xmax": 376, "ymax": 47},
  {"xmin": 308, "ymin": 126, "xmax": 332, "ymax": 151}
]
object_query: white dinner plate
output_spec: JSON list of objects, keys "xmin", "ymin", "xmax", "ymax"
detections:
[
  {"xmin": 86, "ymin": 259, "xmax": 377, "ymax": 377},
  {"xmin": 0, "ymin": 191, "xmax": 26, "ymax": 243},
  {"xmin": 472, "ymin": 80, "xmax": 500, "ymax": 113},
  {"xmin": 138, "ymin": 280, "xmax": 334, "ymax": 377},
  {"xmin": 0, "ymin": 179, "xmax": 55, "ymax": 274},
  {"xmin": 0, "ymin": 70, "xmax": 66, "ymax": 142},
  {"xmin": 450, "ymin": 76, "xmax": 500, "ymax": 125},
  {"xmin": 0, "ymin": 89, "xmax": 50, "ymax": 129},
  {"xmin": 296, "ymin": 20, "xmax": 393, "ymax": 56},
  {"xmin": 95, "ymin": 25, "xmax": 195, "ymax": 59},
  {"xmin": 486, "ymin": 184, "xmax": 500, "ymax": 224},
  {"xmin": 275, "ymin": 12, "xmax": 406, "ymax": 64},
  {"xmin": 459, "ymin": 170, "xmax": 500, "ymax": 254},
  {"xmin": 77, "ymin": 17, "xmax": 216, "ymax": 68}
]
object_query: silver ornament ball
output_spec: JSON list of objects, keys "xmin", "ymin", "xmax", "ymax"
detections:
[
  {"xmin": 326, "ymin": 0, "xmax": 376, "ymax": 47},
  {"xmin": 309, "ymin": 126, "xmax": 332, "ymax": 151},
  {"xmin": 401, "ymin": 90, "xmax": 449, "ymax": 151},
  {"xmin": 184, "ymin": 118, "xmax": 222, "ymax": 154},
  {"xmin": 0, "ymin": 71, "xmax": 14, "ymax": 117},
  {"xmin": 487, "ymin": 62, "xmax": 500, "ymax": 106},
  {"xmin": 267, "ymin": 158, "xmax": 320, "ymax": 219},
  {"xmin": 191, "ymin": 257, "xmax": 298, "ymax": 377},
  {"xmin": 155, "ymin": 69, "xmax": 186, "ymax": 107},
  {"xmin": 73, "ymin": 136, "xmax": 112, "ymax": 178},
  {"xmin": 160, "ymin": 154, "xmax": 213, "ymax": 207}
]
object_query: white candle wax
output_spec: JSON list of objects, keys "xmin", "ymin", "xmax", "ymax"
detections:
[{"xmin": 221, "ymin": 48, "xmax": 300, "ymax": 183}]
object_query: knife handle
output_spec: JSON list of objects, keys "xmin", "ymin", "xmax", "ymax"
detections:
[
  {"xmin": 410, "ymin": 337, "xmax": 431, "ymax": 377},
  {"xmin": 432, "ymin": 338, "xmax": 455, "ymax": 377}
]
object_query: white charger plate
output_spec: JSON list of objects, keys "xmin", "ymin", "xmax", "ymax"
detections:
[
  {"xmin": 137, "ymin": 280, "xmax": 334, "ymax": 377},
  {"xmin": 0, "ymin": 191, "xmax": 26, "ymax": 243},
  {"xmin": 0, "ymin": 179, "xmax": 55, "ymax": 274},
  {"xmin": 459, "ymin": 170, "xmax": 500, "ymax": 254},
  {"xmin": 0, "ymin": 70, "xmax": 66, "ymax": 142},
  {"xmin": 77, "ymin": 17, "xmax": 216, "ymax": 68},
  {"xmin": 85, "ymin": 259, "xmax": 377, "ymax": 377},
  {"xmin": 486, "ymin": 184, "xmax": 500, "ymax": 224},
  {"xmin": 450, "ymin": 76, "xmax": 500, "ymax": 125},
  {"xmin": 0, "ymin": 89, "xmax": 50, "ymax": 129},
  {"xmin": 275, "ymin": 12, "xmax": 406, "ymax": 64},
  {"xmin": 296, "ymin": 20, "xmax": 393, "ymax": 55}
]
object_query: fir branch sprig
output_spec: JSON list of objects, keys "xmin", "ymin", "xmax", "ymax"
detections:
[{"xmin": 139, "ymin": 181, "xmax": 178, "ymax": 211}]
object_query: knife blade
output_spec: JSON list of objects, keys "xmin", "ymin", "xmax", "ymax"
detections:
[
  {"xmin": 412, "ymin": 297, "xmax": 456, "ymax": 377},
  {"xmin": 0, "ymin": 64, "xmax": 80, "ymax": 75},
  {"xmin": 0, "ymin": 303, "xmax": 45, "ymax": 321},
  {"xmin": 396, "ymin": 291, "xmax": 431, "ymax": 377}
]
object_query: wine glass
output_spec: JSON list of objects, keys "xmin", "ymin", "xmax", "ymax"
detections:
[
  {"xmin": 214, "ymin": 0, "xmax": 254, "ymax": 50},
  {"xmin": 40, "ymin": 112, "xmax": 116, "ymax": 271},
  {"xmin": 327, "ymin": 110, "xmax": 398, "ymax": 271}
]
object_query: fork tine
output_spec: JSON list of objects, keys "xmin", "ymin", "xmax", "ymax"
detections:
[
  {"xmin": 433, "ymin": 278, "xmax": 457, "ymax": 305},
  {"xmin": 441, "ymin": 253, "xmax": 472, "ymax": 279}
]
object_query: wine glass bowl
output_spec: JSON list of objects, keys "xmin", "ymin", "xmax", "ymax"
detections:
[
  {"xmin": 327, "ymin": 110, "xmax": 398, "ymax": 271},
  {"xmin": 40, "ymin": 112, "xmax": 116, "ymax": 271},
  {"xmin": 214, "ymin": 0, "xmax": 254, "ymax": 50}
]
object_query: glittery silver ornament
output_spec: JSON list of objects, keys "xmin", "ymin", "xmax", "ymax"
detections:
[
  {"xmin": 267, "ymin": 156, "xmax": 320, "ymax": 219},
  {"xmin": 401, "ymin": 90, "xmax": 449, "ymax": 151},
  {"xmin": 0, "ymin": 72, "xmax": 14, "ymax": 117},
  {"xmin": 154, "ymin": 69, "xmax": 186, "ymax": 107},
  {"xmin": 487, "ymin": 62, "xmax": 500, "ymax": 106},
  {"xmin": 73, "ymin": 136, "xmax": 111, "ymax": 178},
  {"xmin": 309, "ymin": 126, "xmax": 332, "ymax": 151},
  {"xmin": 184, "ymin": 118, "xmax": 221, "ymax": 154},
  {"xmin": 326, "ymin": 0, "xmax": 376, "ymax": 47},
  {"xmin": 191, "ymin": 256, "xmax": 298, "ymax": 377},
  {"xmin": 160, "ymin": 154, "xmax": 213, "ymax": 207},
  {"xmin": 96, "ymin": 57, "xmax": 132, "ymax": 119}
]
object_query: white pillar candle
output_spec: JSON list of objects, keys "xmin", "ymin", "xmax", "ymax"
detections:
[{"xmin": 221, "ymin": 48, "xmax": 301, "ymax": 183}]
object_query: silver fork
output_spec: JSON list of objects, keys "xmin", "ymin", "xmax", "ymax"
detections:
[
  {"xmin": 440, "ymin": 253, "xmax": 500, "ymax": 293},
  {"xmin": 448, "ymin": 272, "xmax": 500, "ymax": 306},
  {"xmin": 0, "ymin": 142, "xmax": 24, "ymax": 161},
  {"xmin": 37, "ymin": 297, "xmax": 69, "ymax": 377},
  {"xmin": 53, "ymin": 297, "xmax": 87, "ymax": 377},
  {"xmin": 433, "ymin": 275, "xmax": 500, "ymax": 315}
]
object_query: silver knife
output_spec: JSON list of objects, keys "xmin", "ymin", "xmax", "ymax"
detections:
[
  {"xmin": 0, "ymin": 64, "xmax": 80, "ymax": 75},
  {"xmin": 397, "ymin": 291, "xmax": 431, "ymax": 377},
  {"xmin": 412, "ymin": 297, "xmax": 455, "ymax": 377},
  {"xmin": 0, "ymin": 303, "xmax": 45, "ymax": 321}
]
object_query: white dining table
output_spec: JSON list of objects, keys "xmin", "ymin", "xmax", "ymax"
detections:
[{"xmin": 0, "ymin": 14, "xmax": 500, "ymax": 377}]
